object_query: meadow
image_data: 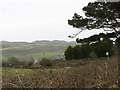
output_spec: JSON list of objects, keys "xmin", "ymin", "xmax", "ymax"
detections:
[{"xmin": 2, "ymin": 57, "xmax": 118, "ymax": 88}]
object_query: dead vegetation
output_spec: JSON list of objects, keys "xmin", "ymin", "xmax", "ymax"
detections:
[{"xmin": 2, "ymin": 57, "xmax": 118, "ymax": 88}]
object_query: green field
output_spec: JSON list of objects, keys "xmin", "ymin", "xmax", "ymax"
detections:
[
  {"xmin": 1, "ymin": 40, "xmax": 75, "ymax": 59},
  {"xmin": 2, "ymin": 50, "xmax": 64, "ymax": 60},
  {"xmin": 30, "ymin": 50, "xmax": 64, "ymax": 58}
]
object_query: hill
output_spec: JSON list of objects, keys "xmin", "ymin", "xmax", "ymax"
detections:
[{"xmin": 1, "ymin": 40, "xmax": 76, "ymax": 58}]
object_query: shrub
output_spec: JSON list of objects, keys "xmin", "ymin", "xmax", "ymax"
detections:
[
  {"xmin": 39, "ymin": 58, "xmax": 61, "ymax": 67},
  {"xmin": 29, "ymin": 64, "xmax": 44, "ymax": 69},
  {"xmin": 17, "ymin": 56, "xmax": 34, "ymax": 66},
  {"xmin": 40, "ymin": 58, "xmax": 53, "ymax": 67},
  {"xmin": 89, "ymin": 51, "xmax": 97, "ymax": 59},
  {"xmin": 2, "ymin": 59, "xmax": 9, "ymax": 67},
  {"xmin": 2, "ymin": 56, "xmax": 18, "ymax": 67}
]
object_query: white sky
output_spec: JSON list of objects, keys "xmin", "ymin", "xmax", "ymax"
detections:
[{"xmin": 0, "ymin": 0, "xmax": 104, "ymax": 42}]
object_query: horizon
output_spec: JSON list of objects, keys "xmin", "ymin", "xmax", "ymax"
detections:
[{"xmin": 0, "ymin": 39, "xmax": 77, "ymax": 43}]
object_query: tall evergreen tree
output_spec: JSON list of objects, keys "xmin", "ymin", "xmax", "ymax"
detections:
[{"xmin": 68, "ymin": 1, "xmax": 120, "ymax": 86}]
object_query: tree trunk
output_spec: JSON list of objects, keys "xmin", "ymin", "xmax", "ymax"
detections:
[{"xmin": 117, "ymin": 42, "xmax": 120, "ymax": 87}]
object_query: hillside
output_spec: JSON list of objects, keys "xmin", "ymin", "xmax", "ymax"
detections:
[{"xmin": 1, "ymin": 40, "xmax": 76, "ymax": 58}]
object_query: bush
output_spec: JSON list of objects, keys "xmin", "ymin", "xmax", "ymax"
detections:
[
  {"xmin": 2, "ymin": 59, "xmax": 9, "ymax": 67},
  {"xmin": 40, "ymin": 58, "xmax": 53, "ymax": 67},
  {"xmin": 40, "ymin": 58, "xmax": 61, "ymax": 67},
  {"xmin": 29, "ymin": 64, "xmax": 44, "ymax": 69},
  {"xmin": 2, "ymin": 56, "xmax": 18, "ymax": 67},
  {"xmin": 17, "ymin": 56, "xmax": 34, "ymax": 66},
  {"xmin": 89, "ymin": 51, "xmax": 97, "ymax": 59}
]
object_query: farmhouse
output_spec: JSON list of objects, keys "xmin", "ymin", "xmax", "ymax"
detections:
[
  {"xmin": 34, "ymin": 58, "xmax": 41, "ymax": 64},
  {"xmin": 51, "ymin": 55, "xmax": 65, "ymax": 60}
]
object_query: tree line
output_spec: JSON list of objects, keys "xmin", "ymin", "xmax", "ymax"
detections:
[{"xmin": 64, "ymin": 35, "xmax": 114, "ymax": 60}]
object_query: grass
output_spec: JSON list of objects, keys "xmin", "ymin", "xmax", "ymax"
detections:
[
  {"xmin": 1, "ymin": 41, "xmax": 71, "ymax": 51},
  {"xmin": 1, "ymin": 44, "xmax": 32, "ymax": 51},
  {"xmin": 30, "ymin": 50, "xmax": 64, "ymax": 58},
  {"xmin": 2, "ymin": 68, "xmax": 33, "ymax": 75},
  {"xmin": 2, "ymin": 50, "xmax": 64, "ymax": 59}
]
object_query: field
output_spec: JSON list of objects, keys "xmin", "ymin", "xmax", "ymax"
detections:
[
  {"xmin": 2, "ymin": 50, "xmax": 64, "ymax": 60},
  {"xmin": 2, "ymin": 57, "xmax": 118, "ymax": 88},
  {"xmin": 1, "ymin": 40, "xmax": 76, "ymax": 59}
]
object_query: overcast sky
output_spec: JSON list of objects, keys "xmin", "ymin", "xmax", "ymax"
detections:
[{"xmin": 0, "ymin": 0, "xmax": 106, "ymax": 42}]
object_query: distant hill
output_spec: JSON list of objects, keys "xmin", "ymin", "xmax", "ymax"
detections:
[
  {"xmin": 1, "ymin": 40, "xmax": 77, "ymax": 58},
  {"xmin": 32, "ymin": 40, "xmax": 74, "ymax": 44},
  {"xmin": 32, "ymin": 40, "xmax": 51, "ymax": 44}
]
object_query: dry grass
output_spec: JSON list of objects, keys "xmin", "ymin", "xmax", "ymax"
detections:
[{"xmin": 2, "ymin": 57, "xmax": 118, "ymax": 88}]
